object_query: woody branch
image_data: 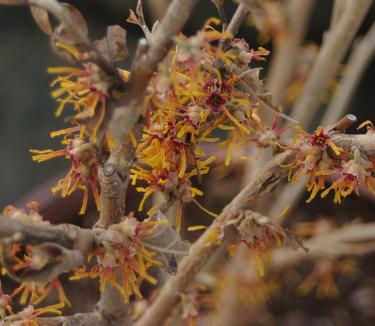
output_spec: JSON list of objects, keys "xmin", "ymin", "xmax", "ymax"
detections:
[{"xmin": 136, "ymin": 127, "xmax": 375, "ymax": 326}]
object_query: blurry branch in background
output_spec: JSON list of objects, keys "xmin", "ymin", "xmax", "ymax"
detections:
[
  {"xmin": 226, "ymin": 3, "xmax": 249, "ymax": 38},
  {"xmin": 266, "ymin": 0, "xmax": 315, "ymax": 106},
  {"xmin": 239, "ymin": 0, "xmax": 308, "ymax": 183},
  {"xmin": 214, "ymin": 221, "xmax": 375, "ymax": 326},
  {"xmin": 323, "ymin": 21, "xmax": 375, "ymax": 125},
  {"xmin": 289, "ymin": 0, "xmax": 372, "ymax": 129},
  {"xmin": 329, "ymin": 0, "xmax": 349, "ymax": 31}
]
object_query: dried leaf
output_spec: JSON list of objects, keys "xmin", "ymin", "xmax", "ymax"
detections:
[
  {"xmin": 142, "ymin": 211, "xmax": 190, "ymax": 275},
  {"xmin": 51, "ymin": 2, "xmax": 88, "ymax": 49},
  {"xmin": 127, "ymin": 9, "xmax": 139, "ymax": 25},
  {"xmin": 94, "ymin": 25, "xmax": 128, "ymax": 63},
  {"xmin": 126, "ymin": 0, "xmax": 151, "ymax": 42},
  {"xmin": 30, "ymin": 6, "xmax": 52, "ymax": 35},
  {"xmin": 61, "ymin": 2, "xmax": 88, "ymax": 39}
]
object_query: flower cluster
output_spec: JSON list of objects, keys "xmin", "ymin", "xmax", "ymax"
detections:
[
  {"xmin": 30, "ymin": 42, "xmax": 130, "ymax": 215},
  {"xmin": 228, "ymin": 214, "xmax": 287, "ymax": 276},
  {"xmin": 31, "ymin": 130, "xmax": 100, "ymax": 214},
  {"xmin": 1, "ymin": 281, "xmax": 62, "ymax": 325},
  {"xmin": 48, "ymin": 42, "xmax": 113, "ymax": 140},
  {"xmin": 289, "ymin": 125, "xmax": 375, "ymax": 203},
  {"xmin": 71, "ymin": 216, "xmax": 160, "ymax": 303},
  {"xmin": 131, "ymin": 19, "xmax": 269, "ymax": 227}
]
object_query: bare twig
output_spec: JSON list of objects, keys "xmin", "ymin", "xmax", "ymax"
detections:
[
  {"xmin": 210, "ymin": 0, "xmax": 228, "ymax": 30},
  {"xmin": 277, "ymin": 223, "xmax": 375, "ymax": 263}
]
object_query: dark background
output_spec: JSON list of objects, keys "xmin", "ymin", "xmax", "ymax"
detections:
[{"xmin": 0, "ymin": 0, "xmax": 374, "ymax": 207}]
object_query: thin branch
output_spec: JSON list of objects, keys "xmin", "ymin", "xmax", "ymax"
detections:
[
  {"xmin": 272, "ymin": 222, "xmax": 375, "ymax": 267},
  {"xmin": 226, "ymin": 3, "xmax": 249, "ymax": 36},
  {"xmin": 210, "ymin": 0, "xmax": 228, "ymax": 30},
  {"xmin": 0, "ymin": 216, "xmax": 94, "ymax": 253}
]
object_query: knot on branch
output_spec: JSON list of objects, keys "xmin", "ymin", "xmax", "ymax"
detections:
[{"xmin": 99, "ymin": 163, "xmax": 128, "ymax": 197}]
